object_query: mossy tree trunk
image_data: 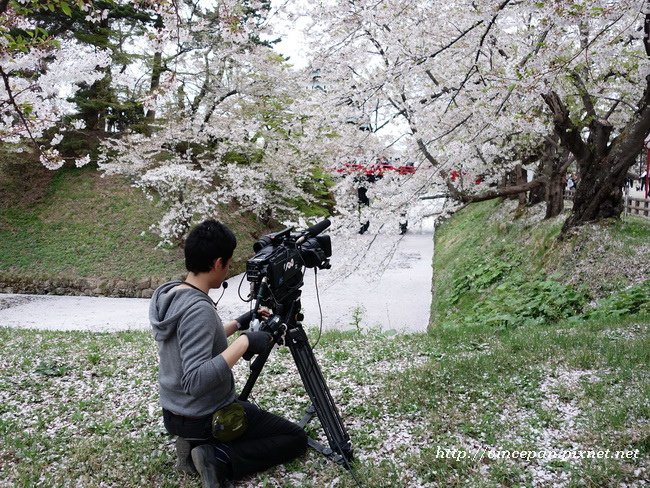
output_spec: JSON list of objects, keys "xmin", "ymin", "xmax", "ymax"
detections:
[{"xmin": 515, "ymin": 164, "xmax": 527, "ymax": 208}]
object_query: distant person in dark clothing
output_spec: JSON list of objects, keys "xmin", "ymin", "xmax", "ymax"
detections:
[
  {"xmin": 357, "ymin": 186, "xmax": 370, "ymax": 206},
  {"xmin": 356, "ymin": 177, "xmax": 371, "ymax": 234}
]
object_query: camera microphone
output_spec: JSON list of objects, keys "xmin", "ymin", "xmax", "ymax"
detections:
[
  {"xmin": 297, "ymin": 218, "xmax": 331, "ymax": 244},
  {"xmin": 214, "ymin": 280, "xmax": 228, "ymax": 307},
  {"xmin": 305, "ymin": 218, "xmax": 331, "ymax": 237}
]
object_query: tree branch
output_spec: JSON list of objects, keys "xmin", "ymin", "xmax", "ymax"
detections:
[
  {"xmin": 446, "ymin": 176, "xmax": 545, "ymax": 204},
  {"xmin": 569, "ymin": 71, "xmax": 597, "ymax": 120},
  {"xmin": 416, "ymin": 19, "xmax": 484, "ymax": 66},
  {"xmin": 444, "ymin": 65, "xmax": 477, "ymax": 113},
  {"xmin": 475, "ymin": 0, "xmax": 512, "ymax": 64},
  {"xmin": 426, "ymin": 114, "xmax": 473, "ymax": 144},
  {"xmin": 417, "ymin": 137, "xmax": 439, "ymax": 166},
  {"xmin": 425, "ymin": 69, "xmax": 439, "ymax": 86},
  {"xmin": 496, "ymin": 26, "xmax": 551, "ymax": 114},
  {"xmin": 419, "ymin": 88, "xmax": 449, "ymax": 106},
  {"xmin": 364, "ymin": 30, "xmax": 390, "ymax": 67},
  {"xmin": 201, "ymin": 89, "xmax": 238, "ymax": 127},
  {"xmin": 609, "ymin": 74, "xmax": 650, "ymax": 175},
  {"xmin": 445, "ymin": 0, "xmax": 513, "ymax": 113},
  {"xmin": 0, "ymin": 66, "xmax": 49, "ymax": 162},
  {"xmin": 604, "ymin": 99, "xmax": 621, "ymax": 120},
  {"xmin": 559, "ymin": 151, "xmax": 575, "ymax": 174},
  {"xmin": 541, "ymin": 91, "xmax": 591, "ymax": 162},
  {"xmin": 388, "ymin": 93, "xmax": 440, "ymax": 166}
]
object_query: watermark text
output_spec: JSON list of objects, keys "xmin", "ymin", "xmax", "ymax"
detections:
[{"xmin": 434, "ymin": 446, "xmax": 640, "ymax": 462}]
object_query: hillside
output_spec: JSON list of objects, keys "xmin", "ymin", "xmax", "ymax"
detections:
[
  {"xmin": 0, "ymin": 161, "xmax": 277, "ymax": 296},
  {"xmin": 431, "ymin": 199, "xmax": 650, "ymax": 329}
]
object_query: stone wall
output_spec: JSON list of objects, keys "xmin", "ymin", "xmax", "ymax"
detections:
[{"xmin": 0, "ymin": 275, "xmax": 179, "ymax": 298}]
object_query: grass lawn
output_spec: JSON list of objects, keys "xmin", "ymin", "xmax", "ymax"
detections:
[{"xmin": 1, "ymin": 314, "xmax": 647, "ymax": 487}]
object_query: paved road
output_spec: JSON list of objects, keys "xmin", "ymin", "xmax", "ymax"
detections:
[{"xmin": 0, "ymin": 220, "xmax": 434, "ymax": 333}]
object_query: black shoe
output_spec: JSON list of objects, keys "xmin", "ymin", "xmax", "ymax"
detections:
[
  {"xmin": 175, "ymin": 437, "xmax": 197, "ymax": 475},
  {"xmin": 190, "ymin": 444, "xmax": 231, "ymax": 488}
]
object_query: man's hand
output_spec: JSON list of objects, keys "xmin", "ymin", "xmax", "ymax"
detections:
[
  {"xmin": 235, "ymin": 310, "xmax": 254, "ymax": 331},
  {"xmin": 242, "ymin": 330, "xmax": 272, "ymax": 355},
  {"xmin": 222, "ymin": 330, "xmax": 272, "ymax": 367},
  {"xmin": 235, "ymin": 307, "xmax": 272, "ymax": 331}
]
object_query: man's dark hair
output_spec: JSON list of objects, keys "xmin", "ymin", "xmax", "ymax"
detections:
[{"xmin": 184, "ymin": 219, "xmax": 237, "ymax": 273}]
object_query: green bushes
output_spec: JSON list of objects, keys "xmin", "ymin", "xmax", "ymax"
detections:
[
  {"xmin": 462, "ymin": 273, "xmax": 588, "ymax": 328},
  {"xmin": 447, "ymin": 253, "xmax": 588, "ymax": 328},
  {"xmin": 585, "ymin": 280, "xmax": 650, "ymax": 320}
]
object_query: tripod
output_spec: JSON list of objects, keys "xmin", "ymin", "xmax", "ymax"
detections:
[{"xmin": 238, "ymin": 285, "xmax": 354, "ymax": 468}]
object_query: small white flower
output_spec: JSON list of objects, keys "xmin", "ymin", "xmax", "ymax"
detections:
[
  {"xmin": 75, "ymin": 155, "xmax": 91, "ymax": 168},
  {"xmin": 51, "ymin": 133, "xmax": 64, "ymax": 146}
]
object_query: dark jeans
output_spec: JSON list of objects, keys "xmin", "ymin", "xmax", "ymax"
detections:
[{"xmin": 163, "ymin": 400, "xmax": 308, "ymax": 480}]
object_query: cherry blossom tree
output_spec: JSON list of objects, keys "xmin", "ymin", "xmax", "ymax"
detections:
[
  {"xmin": 303, "ymin": 0, "xmax": 650, "ymax": 231},
  {"xmin": 0, "ymin": 0, "xmax": 114, "ymax": 169},
  {"xmin": 6, "ymin": 0, "xmax": 647, "ymax": 244},
  {"xmin": 96, "ymin": 0, "xmax": 385, "ymax": 243}
]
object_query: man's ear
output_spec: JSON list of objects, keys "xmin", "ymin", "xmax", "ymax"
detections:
[{"xmin": 214, "ymin": 257, "xmax": 228, "ymax": 270}]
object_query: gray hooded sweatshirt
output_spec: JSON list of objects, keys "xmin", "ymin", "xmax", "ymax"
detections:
[{"xmin": 149, "ymin": 280, "xmax": 236, "ymax": 417}]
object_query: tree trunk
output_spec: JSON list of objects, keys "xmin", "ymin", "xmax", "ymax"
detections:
[
  {"xmin": 78, "ymin": 16, "xmax": 112, "ymax": 132},
  {"xmin": 542, "ymin": 77, "xmax": 650, "ymax": 233},
  {"xmin": 528, "ymin": 161, "xmax": 545, "ymax": 205},
  {"xmin": 145, "ymin": 15, "xmax": 164, "ymax": 123},
  {"xmin": 515, "ymin": 164, "xmax": 527, "ymax": 207},
  {"xmin": 526, "ymin": 136, "xmax": 569, "ymax": 217},
  {"xmin": 501, "ymin": 167, "xmax": 518, "ymax": 199},
  {"xmin": 562, "ymin": 154, "xmax": 628, "ymax": 230},
  {"xmin": 542, "ymin": 139, "xmax": 569, "ymax": 219},
  {"xmin": 145, "ymin": 50, "xmax": 162, "ymax": 121},
  {"xmin": 545, "ymin": 171, "xmax": 565, "ymax": 218}
]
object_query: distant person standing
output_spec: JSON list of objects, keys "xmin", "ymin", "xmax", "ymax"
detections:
[
  {"xmin": 355, "ymin": 176, "xmax": 371, "ymax": 234},
  {"xmin": 566, "ymin": 175, "xmax": 575, "ymax": 191},
  {"xmin": 641, "ymin": 171, "xmax": 648, "ymax": 192}
]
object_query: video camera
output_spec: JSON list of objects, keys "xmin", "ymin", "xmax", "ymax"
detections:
[{"xmin": 246, "ymin": 219, "xmax": 332, "ymax": 303}]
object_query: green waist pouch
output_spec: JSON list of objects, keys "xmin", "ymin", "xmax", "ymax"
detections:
[{"xmin": 212, "ymin": 402, "xmax": 248, "ymax": 442}]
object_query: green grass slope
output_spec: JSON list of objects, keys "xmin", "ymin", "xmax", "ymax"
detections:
[
  {"xmin": 431, "ymin": 200, "xmax": 650, "ymax": 329},
  {"xmin": 0, "ymin": 164, "xmax": 275, "ymax": 284}
]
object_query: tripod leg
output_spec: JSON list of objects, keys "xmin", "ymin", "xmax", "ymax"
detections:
[
  {"xmin": 286, "ymin": 327, "xmax": 353, "ymax": 465},
  {"xmin": 238, "ymin": 343, "xmax": 274, "ymax": 401}
]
